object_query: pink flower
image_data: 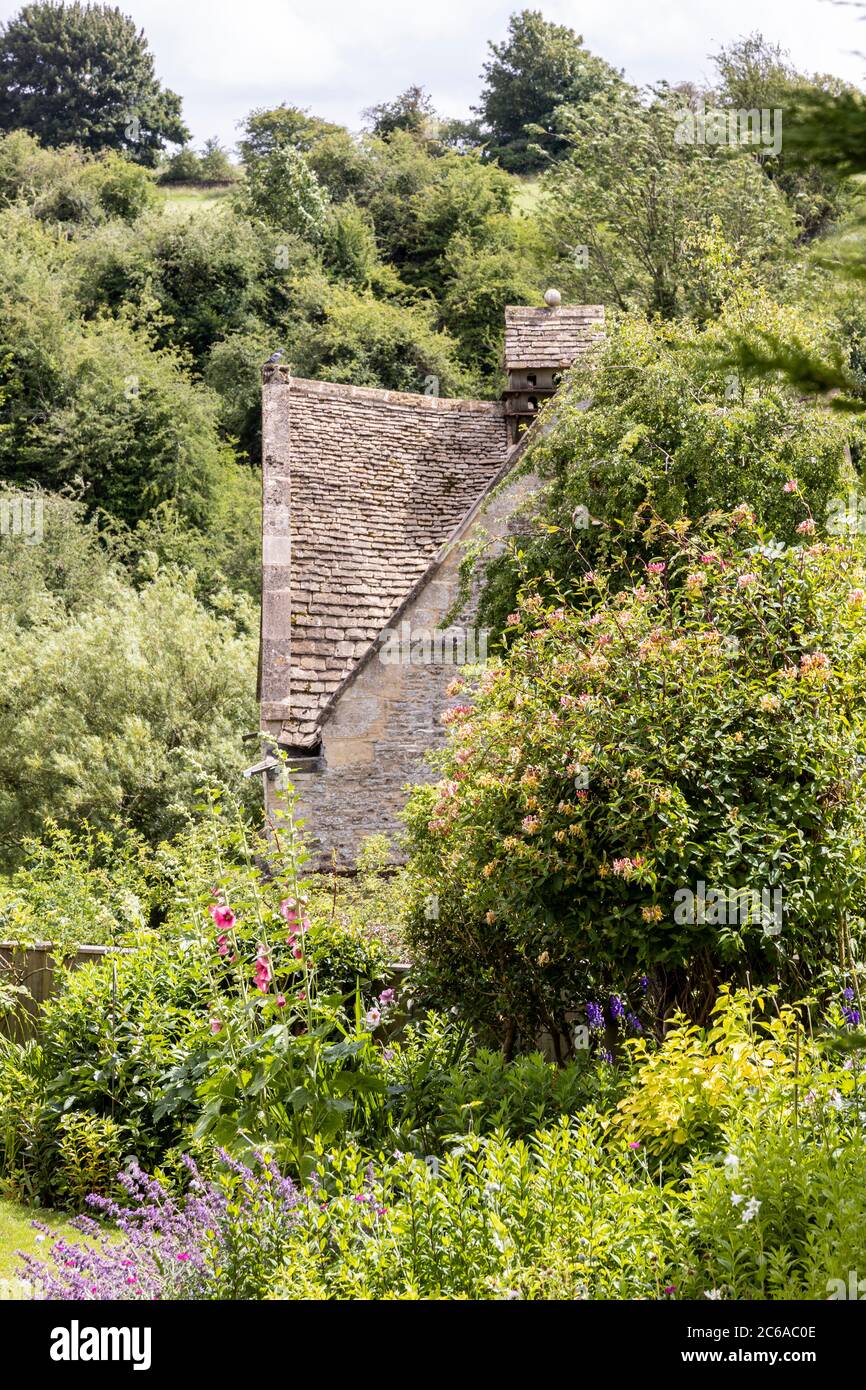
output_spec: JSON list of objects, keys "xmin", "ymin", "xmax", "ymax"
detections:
[
  {"xmin": 646, "ymin": 561, "xmax": 666, "ymax": 575},
  {"xmin": 796, "ymin": 518, "xmax": 816, "ymax": 535},
  {"xmin": 521, "ymin": 815, "xmax": 540, "ymax": 834},
  {"xmin": 279, "ymin": 898, "xmax": 299, "ymax": 924},
  {"xmin": 379, "ymin": 988, "xmax": 396, "ymax": 1006},
  {"xmin": 737, "ymin": 573, "xmax": 758, "ymax": 588},
  {"xmin": 699, "ymin": 552, "xmax": 716, "ymax": 565},
  {"xmin": 177, "ymin": 1252, "xmax": 190, "ymax": 1262},
  {"xmin": 366, "ymin": 1007, "xmax": 382, "ymax": 1027},
  {"xmin": 783, "ymin": 479, "xmax": 799, "ymax": 494},
  {"xmin": 849, "ymin": 588, "xmax": 865, "ymax": 606},
  {"xmin": 254, "ymin": 946, "xmax": 272, "ymax": 993},
  {"xmin": 217, "ymin": 933, "xmax": 229, "ymax": 956},
  {"xmin": 209, "ymin": 904, "xmax": 236, "ymax": 931},
  {"xmin": 276, "ymin": 994, "xmax": 287, "ymax": 1008},
  {"xmin": 209, "ymin": 1017, "xmax": 222, "ymax": 1035},
  {"xmin": 629, "ymin": 1141, "xmax": 641, "ymax": 1150}
]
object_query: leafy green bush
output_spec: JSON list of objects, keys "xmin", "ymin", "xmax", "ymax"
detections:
[
  {"xmin": 276, "ymin": 1118, "xmax": 683, "ymax": 1299},
  {"xmin": 0, "ymin": 554, "xmax": 258, "ymax": 866},
  {"xmin": 406, "ymin": 514, "xmax": 866, "ymax": 1049},
  {"xmin": 478, "ymin": 289, "xmax": 861, "ymax": 630},
  {"xmin": 0, "ymin": 821, "xmax": 153, "ymax": 950}
]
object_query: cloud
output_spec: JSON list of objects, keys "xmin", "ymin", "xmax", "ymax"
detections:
[{"xmin": 0, "ymin": 0, "xmax": 862, "ymax": 150}]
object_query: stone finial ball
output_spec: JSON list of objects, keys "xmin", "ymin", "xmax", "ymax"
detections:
[{"xmin": 543, "ymin": 287, "xmax": 562, "ymax": 307}]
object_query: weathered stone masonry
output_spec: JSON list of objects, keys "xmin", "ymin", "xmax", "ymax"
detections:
[{"xmin": 259, "ymin": 303, "xmax": 604, "ymax": 865}]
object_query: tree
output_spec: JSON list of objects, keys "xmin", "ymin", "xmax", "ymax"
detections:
[
  {"xmin": 476, "ymin": 9, "xmax": 624, "ymax": 172},
  {"xmin": 0, "ymin": 2, "xmax": 188, "ymax": 163},
  {"xmin": 363, "ymin": 85, "xmax": 438, "ymax": 141},
  {"xmin": 541, "ymin": 89, "xmax": 796, "ymax": 319},
  {"xmin": 235, "ymin": 144, "xmax": 328, "ymax": 239},
  {"xmin": 712, "ymin": 32, "xmax": 849, "ymax": 241}
]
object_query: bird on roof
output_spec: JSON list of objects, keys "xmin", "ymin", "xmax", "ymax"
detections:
[{"xmin": 265, "ymin": 350, "xmax": 284, "ymax": 364}]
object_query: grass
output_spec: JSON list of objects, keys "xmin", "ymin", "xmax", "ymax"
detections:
[
  {"xmin": 159, "ymin": 181, "xmax": 236, "ymax": 215},
  {"xmin": 0, "ymin": 1198, "xmax": 81, "ymax": 1296},
  {"xmin": 512, "ymin": 175, "xmax": 543, "ymax": 216}
]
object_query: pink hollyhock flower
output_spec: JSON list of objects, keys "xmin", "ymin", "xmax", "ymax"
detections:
[
  {"xmin": 292, "ymin": 944, "xmax": 304, "ymax": 960},
  {"xmin": 297, "ymin": 990, "xmax": 307, "ymax": 1002},
  {"xmin": 209, "ymin": 904, "xmax": 236, "ymax": 931},
  {"xmin": 279, "ymin": 898, "xmax": 299, "ymax": 924},
  {"xmin": 783, "ymin": 479, "xmax": 798, "ymax": 493},
  {"xmin": 217, "ymin": 933, "xmax": 229, "ymax": 956}
]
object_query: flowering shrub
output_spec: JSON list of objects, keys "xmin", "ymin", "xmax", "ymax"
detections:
[
  {"xmin": 0, "ymin": 801, "xmax": 396, "ymax": 1202},
  {"xmin": 17, "ymin": 1152, "xmax": 303, "ymax": 1300},
  {"xmin": 405, "ymin": 514, "xmax": 866, "ymax": 1050}
]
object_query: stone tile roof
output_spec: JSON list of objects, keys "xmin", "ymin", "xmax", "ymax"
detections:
[
  {"xmin": 261, "ymin": 375, "xmax": 510, "ymax": 746},
  {"xmin": 504, "ymin": 305, "xmax": 605, "ymax": 370}
]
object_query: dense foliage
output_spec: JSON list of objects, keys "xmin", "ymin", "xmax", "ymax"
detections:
[{"xmin": 406, "ymin": 515, "xmax": 866, "ymax": 1050}]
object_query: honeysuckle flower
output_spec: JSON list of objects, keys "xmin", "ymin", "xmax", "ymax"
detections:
[
  {"xmin": 737, "ymin": 572, "xmax": 758, "ymax": 588},
  {"xmin": 759, "ymin": 693, "xmax": 780, "ymax": 712},
  {"xmin": 796, "ymin": 518, "xmax": 816, "ymax": 535},
  {"xmin": 209, "ymin": 904, "xmax": 236, "ymax": 932},
  {"xmin": 783, "ymin": 479, "xmax": 799, "ymax": 493},
  {"xmin": 849, "ymin": 588, "xmax": 865, "ymax": 605}
]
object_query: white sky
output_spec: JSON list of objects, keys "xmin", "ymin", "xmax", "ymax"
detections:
[{"xmin": 1, "ymin": 0, "xmax": 864, "ymax": 151}]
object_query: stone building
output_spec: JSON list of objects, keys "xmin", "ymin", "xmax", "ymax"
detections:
[{"xmin": 257, "ymin": 298, "xmax": 604, "ymax": 864}]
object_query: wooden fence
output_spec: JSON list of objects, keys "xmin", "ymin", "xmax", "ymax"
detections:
[{"xmin": 0, "ymin": 941, "xmax": 130, "ymax": 1041}]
